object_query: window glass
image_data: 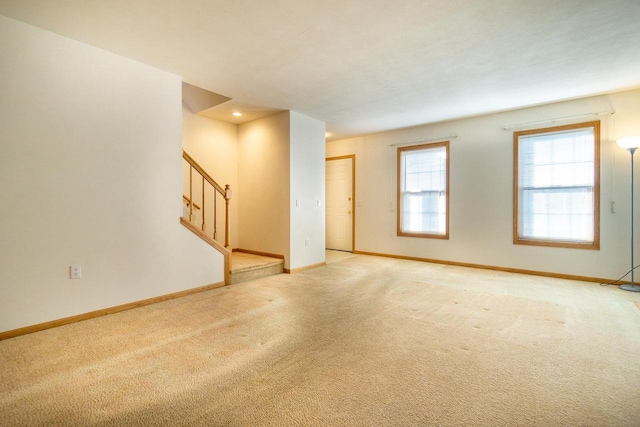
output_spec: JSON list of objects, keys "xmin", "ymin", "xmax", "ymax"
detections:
[
  {"xmin": 398, "ymin": 142, "xmax": 449, "ymax": 238},
  {"xmin": 514, "ymin": 122, "xmax": 599, "ymax": 249}
]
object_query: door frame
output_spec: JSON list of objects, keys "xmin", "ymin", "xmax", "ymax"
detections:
[{"xmin": 325, "ymin": 155, "xmax": 356, "ymax": 252}]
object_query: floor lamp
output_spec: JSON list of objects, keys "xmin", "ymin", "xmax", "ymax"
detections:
[{"xmin": 617, "ymin": 136, "xmax": 640, "ymax": 292}]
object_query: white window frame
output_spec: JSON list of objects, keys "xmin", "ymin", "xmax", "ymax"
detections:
[
  {"xmin": 397, "ymin": 141, "xmax": 449, "ymax": 239},
  {"xmin": 513, "ymin": 121, "xmax": 600, "ymax": 250}
]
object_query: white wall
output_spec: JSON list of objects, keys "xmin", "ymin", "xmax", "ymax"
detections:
[
  {"xmin": 289, "ymin": 111, "xmax": 326, "ymax": 270},
  {"xmin": 182, "ymin": 106, "xmax": 239, "ymax": 247},
  {"xmin": 0, "ymin": 16, "xmax": 224, "ymax": 332},
  {"xmin": 238, "ymin": 112, "xmax": 291, "ymax": 265},
  {"xmin": 327, "ymin": 89, "xmax": 640, "ymax": 280},
  {"xmin": 238, "ymin": 111, "xmax": 326, "ymax": 270}
]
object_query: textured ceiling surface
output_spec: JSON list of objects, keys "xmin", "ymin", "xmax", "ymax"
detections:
[{"xmin": 1, "ymin": 0, "xmax": 639, "ymax": 140}]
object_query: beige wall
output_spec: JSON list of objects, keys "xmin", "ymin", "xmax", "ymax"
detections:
[
  {"xmin": 0, "ymin": 16, "xmax": 224, "ymax": 332},
  {"xmin": 237, "ymin": 111, "xmax": 326, "ymax": 270},
  {"xmin": 290, "ymin": 111, "xmax": 326, "ymax": 270},
  {"xmin": 327, "ymin": 89, "xmax": 640, "ymax": 280},
  {"xmin": 238, "ymin": 112, "xmax": 291, "ymax": 266},
  {"xmin": 182, "ymin": 106, "xmax": 239, "ymax": 248}
]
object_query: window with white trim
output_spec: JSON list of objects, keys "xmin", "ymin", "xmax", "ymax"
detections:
[
  {"xmin": 514, "ymin": 121, "xmax": 600, "ymax": 249},
  {"xmin": 397, "ymin": 141, "xmax": 449, "ymax": 238}
]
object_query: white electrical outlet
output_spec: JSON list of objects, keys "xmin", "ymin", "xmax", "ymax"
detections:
[
  {"xmin": 316, "ymin": 199, "xmax": 321, "ymax": 208},
  {"xmin": 611, "ymin": 200, "xmax": 616, "ymax": 213},
  {"xmin": 70, "ymin": 265, "xmax": 82, "ymax": 279},
  {"xmin": 304, "ymin": 237, "xmax": 310, "ymax": 247},
  {"xmin": 296, "ymin": 199, "xmax": 301, "ymax": 207}
]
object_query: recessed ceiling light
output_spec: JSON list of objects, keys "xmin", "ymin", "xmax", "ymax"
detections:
[{"xmin": 232, "ymin": 111, "xmax": 242, "ymax": 117}]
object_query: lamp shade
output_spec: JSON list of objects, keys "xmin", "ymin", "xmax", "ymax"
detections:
[{"xmin": 617, "ymin": 136, "xmax": 640, "ymax": 149}]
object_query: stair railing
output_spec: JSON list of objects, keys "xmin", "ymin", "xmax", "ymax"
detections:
[{"xmin": 182, "ymin": 151, "xmax": 231, "ymax": 249}]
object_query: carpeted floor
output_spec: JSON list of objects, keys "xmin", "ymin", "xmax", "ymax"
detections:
[{"xmin": 1, "ymin": 254, "xmax": 639, "ymax": 426}]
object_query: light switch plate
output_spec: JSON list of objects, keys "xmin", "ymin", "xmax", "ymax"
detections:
[{"xmin": 70, "ymin": 265, "xmax": 82, "ymax": 279}]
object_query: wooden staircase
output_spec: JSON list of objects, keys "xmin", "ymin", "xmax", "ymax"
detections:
[
  {"xmin": 181, "ymin": 150, "xmax": 284, "ymax": 286},
  {"xmin": 181, "ymin": 150, "xmax": 232, "ymax": 284}
]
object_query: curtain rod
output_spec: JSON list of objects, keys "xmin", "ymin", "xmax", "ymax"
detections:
[
  {"xmin": 502, "ymin": 110, "xmax": 615, "ymax": 131},
  {"xmin": 390, "ymin": 134, "xmax": 457, "ymax": 147}
]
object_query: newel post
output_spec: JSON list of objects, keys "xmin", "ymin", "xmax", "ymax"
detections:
[{"xmin": 224, "ymin": 184, "xmax": 232, "ymax": 250}]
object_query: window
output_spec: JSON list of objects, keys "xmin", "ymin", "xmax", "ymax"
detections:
[
  {"xmin": 514, "ymin": 121, "xmax": 600, "ymax": 249},
  {"xmin": 397, "ymin": 141, "xmax": 449, "ymax": 239}
]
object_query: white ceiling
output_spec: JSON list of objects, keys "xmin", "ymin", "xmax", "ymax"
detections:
[{"xmin": 1, "ymin": 0, "xmax": 640, "ymax": 141}]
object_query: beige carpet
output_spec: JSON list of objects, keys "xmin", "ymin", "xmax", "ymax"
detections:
[{"xmin": 1, "ymin": 255, "xmax": 639, "ymax": 426}]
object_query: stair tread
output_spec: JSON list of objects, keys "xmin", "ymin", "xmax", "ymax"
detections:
[{"xmin": 231, "ymin": 252, "xmax": 284, "ymax": 274}]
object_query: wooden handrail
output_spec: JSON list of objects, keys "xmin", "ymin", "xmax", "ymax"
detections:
[
  {"xmin": 182, "ymin": 151, "xmax": 225, "ymax": 195},
  {"xmin": 181, "ymin": 150, "xmax": 232, "ymax": 276}
]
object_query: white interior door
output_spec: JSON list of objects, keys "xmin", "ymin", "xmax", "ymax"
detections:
[{"xmin": 326, "ymin": 157, "xmax": 353, "ymax": 251}]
